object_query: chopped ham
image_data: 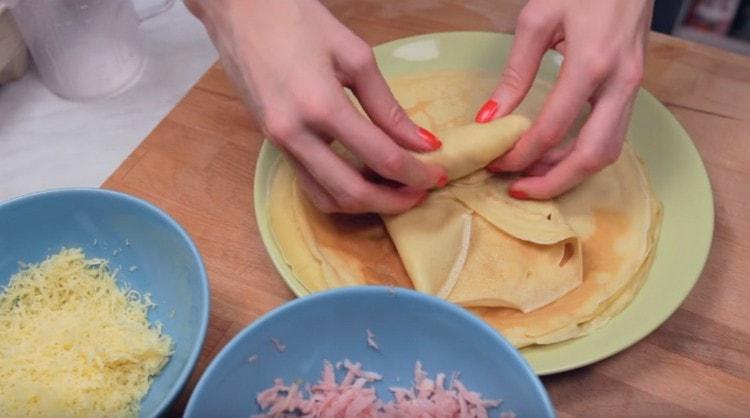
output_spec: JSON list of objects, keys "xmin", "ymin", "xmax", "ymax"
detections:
[
  {"xmin": 253, "ymin": 361, "xmax": 508, "ymax": 418},
  {"xmin": 366, "ymin": 329, "xmax": 380, "ymax": 351},
  {"xmin": 271, "ymin": 338, "xmax": 286, "ymax": 353}
]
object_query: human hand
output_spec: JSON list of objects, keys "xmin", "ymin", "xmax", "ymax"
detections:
[
  {"xmin": 185, "ymin": 0, "xmax": 446, "ymax": 214},
  {"xmin": 476, "ymin": 0, "xmax": 653, "ymax": 199}
]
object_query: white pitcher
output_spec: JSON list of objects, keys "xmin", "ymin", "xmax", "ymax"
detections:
[{"xmin": 6, "ymin": 0, "xmax": 174, "ymax": 100}]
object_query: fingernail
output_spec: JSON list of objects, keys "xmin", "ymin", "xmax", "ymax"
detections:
[
  {"xmin": 508, "ymin": 188, "xmax": 529, "ymax": 200},
  {"xmin": 436, "ymin": 174, "xmax": 449, "ymax": 188},
  {"xmin": 418, "ymin": 127, "xmax": 442, "ymax": 150},
  {"xmin": 475, "ymin": 99, "xmax": 499, "ymax": 123}
]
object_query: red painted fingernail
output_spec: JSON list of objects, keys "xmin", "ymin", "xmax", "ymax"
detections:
[
  {"xmin": 436, "ymin": 174, "xmax": 449, "ymax": 188},
  {"xmin": 418, "ymin": 127, "xmax": 442, "ymax": 150},
  {"xmin": 508, "ymin": 188, "xmax": 529, "ymax": 200},
  {"xmin": 475, "ymin": 99, "xmax": 499, "ymax": 123}
]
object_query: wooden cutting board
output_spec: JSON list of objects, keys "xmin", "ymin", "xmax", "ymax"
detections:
[{"xmin": 103, "ymin": 1, "xmax": 750, "ymax": 416}]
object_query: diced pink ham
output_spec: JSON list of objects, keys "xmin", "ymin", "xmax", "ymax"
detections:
[
  {"xmin": 253, "ymin": 360, "xmax": 510, "ymax": 418},
  {"xmin": 271, "ymin": 338, "xmax": 286, "ymax": 353},
  {"xmin": 366, "ymin": 329, "xmax": 380, "ymax": 351}
]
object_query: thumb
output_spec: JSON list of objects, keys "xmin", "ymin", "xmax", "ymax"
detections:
[{"xmin": 352, "ymin": 65, "xmax": 442, "ymax": 153}]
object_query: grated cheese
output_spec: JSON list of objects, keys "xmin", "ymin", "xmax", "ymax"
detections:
[{"xmin": 0, "ymin": 248, "xmax": 172, "ymax": 418}]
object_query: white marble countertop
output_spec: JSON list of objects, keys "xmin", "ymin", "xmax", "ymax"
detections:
[{"xmin": 0, "ymin": 1, "xmax": 217, "ymax": 201}]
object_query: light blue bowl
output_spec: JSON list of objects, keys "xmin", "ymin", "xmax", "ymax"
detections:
[
  {"xmin": 0, "ymin": 188, "xmax": 210, "ymax": 417},
  {"xmin": 185, "ymin": 286, "xmax": 554, "ymax": 417}
]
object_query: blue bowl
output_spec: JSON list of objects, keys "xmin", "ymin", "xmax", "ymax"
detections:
[
  {"xmin": 185, "ymin": 286, "xmax": 554, "ymax": 417},
  {"xmin": 0, "ymin": 188, "xmax": 210, "ymax": 417}
]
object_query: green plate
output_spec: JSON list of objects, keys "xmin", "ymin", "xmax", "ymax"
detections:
[{"xmin": 254, "ymin": 32, "xmax": 714, "ymax": 375}]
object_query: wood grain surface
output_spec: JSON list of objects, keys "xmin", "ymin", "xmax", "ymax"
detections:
[{"xmin": 103, "ymin": 1, "xmax": 750, "ymax": 416}]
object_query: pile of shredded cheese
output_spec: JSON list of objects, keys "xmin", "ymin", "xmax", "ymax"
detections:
[{"xmin": 0, "ymin": 248, "xmax": 173, "ymax": 418}]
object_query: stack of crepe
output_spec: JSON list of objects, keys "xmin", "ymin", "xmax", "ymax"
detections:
[{"xmin": 269, "ymin": 71, "xmax": 662, "ymax": 348}]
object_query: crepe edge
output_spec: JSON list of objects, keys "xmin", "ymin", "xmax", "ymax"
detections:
[
  {"xmin": 436, "ymin": 213, "xmax": 473, "ymax": 299},
  {"xmin": 508, "ymin": 164, "xmax": 664, "ymax": 348}
]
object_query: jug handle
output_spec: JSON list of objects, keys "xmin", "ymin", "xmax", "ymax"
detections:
[{"xmin": 137, "ymin": 0, "xmax": 176, "ymax": 22}]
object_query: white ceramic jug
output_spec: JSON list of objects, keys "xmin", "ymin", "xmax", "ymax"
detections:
[{"xmin": 7, "ymin": 0, "xmax": 174, "ymax": 100}]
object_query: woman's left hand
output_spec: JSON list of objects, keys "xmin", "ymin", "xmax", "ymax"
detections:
[{"xmin": 476, "ymin": 0, "xmax": 654, "ymax": 200}]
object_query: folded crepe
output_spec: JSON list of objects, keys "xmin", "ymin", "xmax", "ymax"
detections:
[
  {"xmin": 473, "ymin": 145, "xmax": 661, "ymax": 346},
  {"xmin": 383, "ymin": 117, "xmax": 583, "ymax": 313},
  {"xmin": 449, "ymin": 174, "xmax": 583, "ymax": 311},
  {"xmin": 414, "ymin": 115, "xmax": 530, "ymax": 180}
]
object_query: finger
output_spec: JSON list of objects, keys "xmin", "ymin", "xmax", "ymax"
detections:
[
  {"xmin": 341, "ymin": 52, "xmax": 442, "ymax": 153},
  {"xmin": 488, "ymin": 58, "xmax": 604, "ymax": 173},
  {"xmin": 475, "ymin": 9, "xmax": 559, "ymax": 123},
  {"xmin": 523, "ymin": 141, "xmax": 575, "ymax": 177},
  {"xmin": 319, "ymin": 96, "xmax": 445, "ymax": 189},
  {"xmin": 284, "ymin": 131, "xmax": 428, "ymax": 214},
  {"xmin": 288, "ymin": 158, "xmax": 340, "ymax": 213},
  {"xmin": 508, "ymin": 87, "xmax": 634, "ymax": 199},
  {"xmin": 293, "ymin": 74, "xmax": 445, "ymax": 189}
]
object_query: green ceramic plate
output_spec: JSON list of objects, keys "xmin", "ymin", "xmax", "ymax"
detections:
[{"xmin": 254, "ymin": 32, "xmax": 714, "ymax": 375}]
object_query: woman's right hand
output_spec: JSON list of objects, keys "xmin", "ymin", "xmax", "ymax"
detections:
[{"xmin": 185, "ymin": 0, "xmax": 446, "ymax": 214}]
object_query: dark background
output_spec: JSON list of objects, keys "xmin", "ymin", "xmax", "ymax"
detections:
[{"xmin": 653, "ymin": 0, "xmax": 750, "ymax": 55}]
